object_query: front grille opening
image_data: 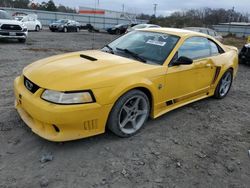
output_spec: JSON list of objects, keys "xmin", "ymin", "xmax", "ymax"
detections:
[
  {"xmin": 166, "ymin": 100, "xmax": 174, "ymax": 106},
  {"xmin": 83, "ymin": 119, "xmax": 98, "ymax": 130},
  {"xmin": 1, "ymin": 24, "xmax": 22, "ymax": 31},
  {"xmin": 52, "ymin": 125, "xmax": 60, "ymax": 133}
]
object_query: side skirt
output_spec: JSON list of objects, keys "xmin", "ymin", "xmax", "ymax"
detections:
[{"xmin": 153, "ymin": 92, "xmax": 214, "ymax": 119}]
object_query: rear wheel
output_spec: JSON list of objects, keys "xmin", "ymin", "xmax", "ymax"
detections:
[
  {"xmin": 35, "ymin": 25, "xmax": 40, "ymax": 32},
  {"xmin": 108, "ymin": 90, "xmax": 150, "ymax": 137},
  {"xmin": 214, "ymin": 69, "xmax": 233, "ymax": 99}
]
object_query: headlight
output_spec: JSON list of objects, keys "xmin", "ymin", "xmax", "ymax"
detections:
[{"xmin": 41, "ymin": 90, "xmax": 95, "ymax": 104}]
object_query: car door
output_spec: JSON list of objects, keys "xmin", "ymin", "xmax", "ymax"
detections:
[
  {"xmin": 64, "ymin": 20, "xmax": 70, "ymax": 31},
  {"xmin": 24, "ymin": 16, "xmax": 36, "ymax": 30},
  {"xmin": 165, "ymin": 36, "xmax": 216, "ymax": 101},
  {"xmin": 68, "ymin": 20, "xmax": 75, "ymax": 32},
  {"xmin": 21, "ymin": 17, "xmax": 31, "ymax": 30}
]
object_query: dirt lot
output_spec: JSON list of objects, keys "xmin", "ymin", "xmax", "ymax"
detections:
[{"xmin": 0, "ymin": 30, "xmax": 250, "ymax": 188}]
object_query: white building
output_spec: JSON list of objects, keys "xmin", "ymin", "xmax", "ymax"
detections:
[{"xmin": 213, "ymin": 22, "xmax": 250, "ymax": 37}]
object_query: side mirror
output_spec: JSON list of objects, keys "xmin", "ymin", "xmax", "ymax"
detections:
[{"xmin": 174, "ymin": 56, "xmax": 193, "ymax": 66}]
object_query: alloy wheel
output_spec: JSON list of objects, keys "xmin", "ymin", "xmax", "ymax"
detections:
[
  {"xmin": 219, "ymin": 71, "xmax": 232, "ymax": 97},
  {"xmin": 118, "ymin": 95, "xmax": 149, "ymax": 134}
]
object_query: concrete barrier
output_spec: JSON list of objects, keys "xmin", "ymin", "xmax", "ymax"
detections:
[{"xmin": 1, "ymin": 7, "xmax": 148, "ymax": 29}]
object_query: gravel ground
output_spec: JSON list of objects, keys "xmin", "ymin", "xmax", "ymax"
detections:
[{"xmin": 0, "ymin": 30, "xmax": 250, "ymax": 188}]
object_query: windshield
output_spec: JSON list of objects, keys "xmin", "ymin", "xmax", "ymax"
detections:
[
  {"xmin": 132, "ymin": 24, "xmax": 147, "ymax": 29},
  {"xmin": 0, "ymin": 11, "xmax": 12, "ymax": 20},
  {"xmin": 115, "ymin": 24, "xmax": 125, "ymax": 28},
  {"xmin": 15, "ymin": 17, "xmax": 23, "ymax": 21},
  {"xmin": 104, "ymin": 31, "xmax": 180, "ymax": 65},
  {"xmin": 55, "ymin": 19, "xmax": 68, "ymax": 24}
]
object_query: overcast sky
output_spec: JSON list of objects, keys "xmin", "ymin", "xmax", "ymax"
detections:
[{"xmin": 36, "ymin": 0, "xmax": 249, "ymax": 16}]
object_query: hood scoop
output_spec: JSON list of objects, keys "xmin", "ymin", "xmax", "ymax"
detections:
[{"xmin": 80, "ymin": 54, "xmax": 97, "ymax": 61}]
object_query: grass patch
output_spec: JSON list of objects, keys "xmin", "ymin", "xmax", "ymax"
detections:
[{"xmin": 223, "ymin": 37, "xmax": 247, "ymax": 49}]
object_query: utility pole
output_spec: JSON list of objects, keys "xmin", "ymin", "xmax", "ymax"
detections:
[
  {"xmin": 228, "ymin": 6, "xmax": 235, "ymax": 34},
  {"xmin": 153, "ymin": 3, "xmax": 157, "ymax": 17},
  {"xmin": 122, "ymin": 4, "xmax": 125, "ymax": 14}
]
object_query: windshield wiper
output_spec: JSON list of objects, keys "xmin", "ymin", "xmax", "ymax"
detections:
[
  {"xmin": 116, "ymin": 47, "xmax": 147, "ymax": 63},
  {"xmin": 104, "ymin": 44, "xmax": 114, "ymax": 54}
]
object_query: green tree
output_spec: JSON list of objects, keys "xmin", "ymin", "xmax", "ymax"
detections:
[{"xmin": 46, "ymin": 0, "xmax": 57, "ymax": 11}]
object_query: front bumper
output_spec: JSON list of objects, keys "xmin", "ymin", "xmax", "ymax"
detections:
[
  {"xmin": 0, "ymin": 30, "xmax": 27, "ymax": 39},
  {"xmin": 49, "ymin": 26, "xmax": 64, "ymax": 31},
  {"xmin": 14, "ymin": 76, "xmax": 112, "ymax": 142}
]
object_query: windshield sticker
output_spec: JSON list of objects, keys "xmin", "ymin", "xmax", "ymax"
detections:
[
  {"xmin": 146, "ymin": 40, "xmax": 166, "ymax": 46},
  {"xmin": 161, "ymin": 35, "xmax": 169, "ymax": 40}
]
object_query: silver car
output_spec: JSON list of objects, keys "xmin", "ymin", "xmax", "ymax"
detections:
[
  {"xmin": 126, "ymin": 24, "xmax": 161, "ymax": 33},
  {"xmin": 184, "ymin": 27, "xmax": 223, "ymax": 42}
]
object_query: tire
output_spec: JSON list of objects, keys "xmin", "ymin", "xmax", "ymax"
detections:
[
  {"xmin": 214, "ymin": 69, "xmax": 233, "ymax": 99},
  {"xmin": 35, "ymin": 25, "xmax": 40, "ymax": 32},
  {"xmin": 18, "ymin": 38, "xmax": 26, "ymax": 43},
  {"xmin": 107, "ymin": 90, "xmax": 150, "ymax": 138},
  {"xmin": 115, "ymin": 29, "xmax": 121, "ymax": 35},
  {"xmin": 63, "ymin": 27, "xmax": 68, "ymax": 33}
]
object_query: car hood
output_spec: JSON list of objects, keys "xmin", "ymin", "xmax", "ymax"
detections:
[
  {"xmin": 23, "ymin": 50, "xmax": 162, "ymax": 91},
  {"xmin": 0, "ymin": 19, "xmax": 23, "ymax": 26},
  {"xmin": 50, "ymin": 23, "xmax": 62, "ymax": 27}
]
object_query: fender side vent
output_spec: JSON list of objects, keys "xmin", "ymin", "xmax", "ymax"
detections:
[
  {"xmin": 166, "ymin": 100, "xmax": 174, "ymax": 106},
  {"xmin": 212, "ymin": 67, "xmax": 221, "ymax": 84},
  {"xmin": 80, "ymin": 54, "xmax": 97, "ymax": 61}
]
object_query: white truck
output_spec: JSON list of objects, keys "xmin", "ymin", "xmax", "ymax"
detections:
[{"xmin": 0, "ymin": 10, "xmax": 28, "ymax": 43}]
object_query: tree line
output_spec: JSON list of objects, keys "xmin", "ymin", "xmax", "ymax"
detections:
[
  {"xmin": 138, "ymin": 8, "xmax": 249, "ymax": 28},
  {"xmin": 0, "ymin": 0, "xmax": 76, "ymax": 13}
]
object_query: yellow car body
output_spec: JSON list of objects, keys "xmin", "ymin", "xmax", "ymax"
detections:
[{"xmin": 14, "ymin": 28, "xmax": 238, "ymax": 141}]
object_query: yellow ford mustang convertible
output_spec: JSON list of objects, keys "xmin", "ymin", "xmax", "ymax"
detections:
[{"xmin": 14, "ymin": 28, "xmax": 238, "ymax": 141}]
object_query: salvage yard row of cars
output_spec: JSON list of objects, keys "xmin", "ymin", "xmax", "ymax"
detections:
[{"xmin": 0, "ymin": 10, "xmax": 100, "ymax": 42}]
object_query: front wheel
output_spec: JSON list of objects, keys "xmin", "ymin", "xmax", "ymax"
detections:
[
  {"xmin": 63, "ymin": 27, "xmax": 68, "ymax": 33},
  {"xmin": 35, "ymin": 25, "xmax": 40, "ymax": 32},
  {"xmin": 18, "ymin": 38, "xmax": 26, "ymax": 43},
  {"xmin": 214, "ymin": 69, "xmax": 233, "ymax": 99},
  {"xmin": 107, "ymin": 90, "xmax": 150, "ymax": 137}
]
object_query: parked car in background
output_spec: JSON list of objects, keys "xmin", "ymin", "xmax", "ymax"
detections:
[
  {"xmin": 239, "ymin": 43, "xmax": 250, "ymax": 65},
  {"xmin": 15, "ymin": 14, "xmax": 42, "ymax": 31},
  {"xmin": 81, "ymin": 23, "xmax": 99, "ymax": 32},
  {"xmin": 0, "ymin": 10, "xmax": 28, "ymax": 43},
  {"xmin": 184, "ymin": 27, "xmax": 223, "ymax": 42},
  {"xmin": 107, "ymin": 23, "xmax": 129, "ymax": 35},
  {"xmin": 126, "ymin": 24, "xmax": 161, "ymax": 33},
  {"xmin": 49, "ymin": 19, "xmax": 81, "ymax": 32}
]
